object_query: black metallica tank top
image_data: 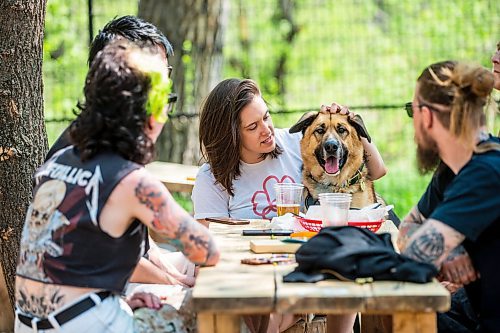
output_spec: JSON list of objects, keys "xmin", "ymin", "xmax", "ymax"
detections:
[{"xmin": 17, "ymin": 147, "xmax": 146, "ymax": 293}]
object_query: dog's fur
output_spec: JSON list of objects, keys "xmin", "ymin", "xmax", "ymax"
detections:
[{"xmin": 289, "ymin": 109, "xmax": 377, "ymax": 209}]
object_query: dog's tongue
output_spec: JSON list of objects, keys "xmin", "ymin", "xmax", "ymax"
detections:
[{"xmin": 325, "ymin": 157, "xmax": 339, "ymax": 174}]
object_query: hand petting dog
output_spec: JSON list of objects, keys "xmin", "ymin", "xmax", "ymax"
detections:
[{"xmin": 322, "ymin": 102, "xmax": 387, "ymax": 180}]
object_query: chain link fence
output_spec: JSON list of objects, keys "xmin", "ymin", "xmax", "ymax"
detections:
[{"xmin": 43, "ymin": 0, "xmax": 499, "ymax": 215}]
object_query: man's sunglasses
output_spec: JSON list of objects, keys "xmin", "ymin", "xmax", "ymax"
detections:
[
  {"xmin": 404, "ymin": 102, "xmax": 441, "ymax": 118},
  {"xmin": 404, "ymin": 102, "xmax": 414, "ymax": 118}
]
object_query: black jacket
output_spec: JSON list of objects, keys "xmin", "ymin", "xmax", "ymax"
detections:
[{"xmin": 284, "ymin": 226, "xmax": 437, "ymax": 283}]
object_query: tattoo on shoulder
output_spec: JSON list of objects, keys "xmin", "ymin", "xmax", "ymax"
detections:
[
  {"xmin": 405, "ymin": 225, "xmax": 445, "ymax": 264},
  {"xmin": 16, "ymin": 287, "xmax": 65, "ymax": 317},
  {"xmin": 135, "ymin": 177, "xmax": 168, "ymax": 230}
]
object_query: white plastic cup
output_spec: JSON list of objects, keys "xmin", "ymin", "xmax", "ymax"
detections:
[
  {"xmin": 274, "ymin": 183, "xmax": 304, "ymax": 216},
  {"xmin": 318, "ymin": 193, "xmax": 352, "ymax": 227}
]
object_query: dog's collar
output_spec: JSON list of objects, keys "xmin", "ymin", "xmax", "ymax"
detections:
[
  {"xmin": 304, "ymin": 163, "xmax": 366, "ymax": 209},
  {"xmin": 347, "ymin": 163, "xmax": 366, "ymax": 189}
]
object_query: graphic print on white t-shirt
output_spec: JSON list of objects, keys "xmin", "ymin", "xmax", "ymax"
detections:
[
  {"xmin": 192, "ymin": 128, "xmax": 303, "ymax": 220},
  {"xmin": 251, "ymin": 175, "xmax": 297, "ymax": 219}
]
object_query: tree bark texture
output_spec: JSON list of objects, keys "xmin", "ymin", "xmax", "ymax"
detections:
[
  {"xmin": 139, "ymin": 0, "xmax": 227, "ymax": 165},
  {"xmin": 0, "ymin": 0, "xmax": 48, "ymax": 320}
]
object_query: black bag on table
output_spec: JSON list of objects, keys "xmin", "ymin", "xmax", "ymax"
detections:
[{"xmin": 283, "ymin": 226, "xmax": 437, "ymax": 283}]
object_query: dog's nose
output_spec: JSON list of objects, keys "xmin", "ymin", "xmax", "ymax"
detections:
[{"xmin": 324, "ymin": 139, "xmax": 339, "ymax": 154}]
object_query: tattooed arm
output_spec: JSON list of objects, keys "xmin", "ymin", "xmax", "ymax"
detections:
[
  {"xmin": 403, "ymin": 219, "xmax": 465, "ymax": 271},
  {"xmin": 397, "ymin": 205, "xmax": 427, "ymax": 251},
  {"xmin": 129, "ymin": 171, "xmax": 219, "ymax": 266}
]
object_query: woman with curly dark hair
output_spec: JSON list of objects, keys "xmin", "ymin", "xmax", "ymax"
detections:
[{"xmin": 14, "ymin": 40, "xmax": 219, "ymax": 333}]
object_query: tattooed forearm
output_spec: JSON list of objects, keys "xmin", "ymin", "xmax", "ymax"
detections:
[
  {"xmin": 403, "ymin": 206, "xmax": 426, "ymax": 225},
  {"xmin": 403, "ymin": 219, "xmax": 466, "ymax": 268},
  {"xmin": 397, "ymin": 222, "xmax": 422, "ymax": 251},
  {"xmin": 159, "ymin": 215, "xmax": 218, "ymax": 266},
  {"xmin": 398, "ymin": 206, "xmax": 428, "ymax": 251},
  {"xmin": 135, "ymin": 176, "xmax": 219, "ymax": 266},
  {"xmin": 445, "ymin": 245, "xmax": 467, "ymax": 261},
  {"xmin": 176, "ymin": 217, "xmax": 217, "ymax": 265},
  {"xmin": 405, "ymin": 225, "xmax": 445, "ymax": 264}
]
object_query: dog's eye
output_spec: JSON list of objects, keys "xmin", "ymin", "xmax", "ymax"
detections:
[
  {"xmin": 337, "ymin": 126, "xmax": 347, "ymax": 134},
  {"xmin": 315, "ymin": 128, "xmax": 325, "ymax": 135}
]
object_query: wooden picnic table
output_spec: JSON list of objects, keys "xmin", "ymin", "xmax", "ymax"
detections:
[
  {"xmin": 193, "ymin": 220, "xmax": 450, "ymax": 333},
  {"xmin": 145, "ymin": 161, "xmax": 199, "ymax": 194}
]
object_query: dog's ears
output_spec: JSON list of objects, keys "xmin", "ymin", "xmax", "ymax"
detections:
[
  {"xmin": 289, "ymin": 111, "xmax": 318, "ymax": 134},
  {"xmin": 348, "ymin": 114, "xmax": 372, "ymax": 143}
]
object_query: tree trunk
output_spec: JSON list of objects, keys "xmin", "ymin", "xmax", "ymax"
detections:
[
  {"xmin": 0, "ymin": 0, "xmax": 48, "ymax": 325},
  {"xmin": 139, "ymin": 0, "xmax": 227, "ymax": 165}
]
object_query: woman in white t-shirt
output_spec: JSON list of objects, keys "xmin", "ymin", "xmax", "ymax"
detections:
[
  {"xmin": 192, "ymin": 79, "xmax": 386, "ymax": 333},
  {"xmin": 192, "ymin": 78, "xmax": 386, "ymax": 222}
]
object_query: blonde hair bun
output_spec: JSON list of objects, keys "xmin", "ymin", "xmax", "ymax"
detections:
[{"xmin": 449, "ymin": 63, "xmax": 494, "ymax": 99}]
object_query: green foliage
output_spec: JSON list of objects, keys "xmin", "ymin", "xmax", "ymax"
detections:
[
  {"xmin": 225, "ymin": 0, "xmax": 499, "ymax": 111},
  {"xmin": 173, "ymin": 193, "xmax": 193, "ymax": 213},
  {"xmin": 223, "ymin": 0, "xmax": 499, "ymax": 217},
  {"xmin": 43, "ymin": 0, "xmax": 138, "ymax": 144},
  {"xmin": 43, "ymin": 0, "xmax": 499, "ymax": 217}
]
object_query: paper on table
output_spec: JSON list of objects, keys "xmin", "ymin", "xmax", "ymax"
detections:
[{"xmin": 269, "ymin": 213, "xmax": 308, "ymax": 231}]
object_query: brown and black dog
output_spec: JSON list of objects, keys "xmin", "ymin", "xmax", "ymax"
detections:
[{"xmin": 289, "ymin": 109, "xmax": 377, "ymax": 209}]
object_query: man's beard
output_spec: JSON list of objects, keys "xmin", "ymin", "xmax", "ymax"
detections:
[{"xmin": 416, "ymin": 131, "xmax": 440, "ymax": 175}]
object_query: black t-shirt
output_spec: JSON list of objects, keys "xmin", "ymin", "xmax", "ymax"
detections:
[
  {"xmin": 418, "ymin": 136, "xmax": 500, "ymax": 332},
  {"xmin": 417, "ymin": 163, "xmax": 455, "ymax": 218}
]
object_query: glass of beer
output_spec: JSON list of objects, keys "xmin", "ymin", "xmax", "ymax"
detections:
[{"xmin": 274, "ymin": 183, "xmax": 304, "ymax": 216}]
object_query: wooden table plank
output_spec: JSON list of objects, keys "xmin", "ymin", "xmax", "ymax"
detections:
[
  {"xmin": 275, "ymin": 268, "xmax": 371, "ymax": 313},
  {"xmin": 145, "ymin": 161, "xmax": 199, "ymax": 193},
  {"xmin": 193, "ymin": 220, "xmax": 276, "ymax": 314},
  {"xmin": 365, "ymin": 280, "xmax": 450, "ymax": 313},
  {"xmin": 193, "ymin": 219, "xmax": 450, "ymax": 333}
]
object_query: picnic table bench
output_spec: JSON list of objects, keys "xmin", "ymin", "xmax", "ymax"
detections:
[{"xmin": 193, "ymin": 220, "xmax": 450, "ymax": 333}]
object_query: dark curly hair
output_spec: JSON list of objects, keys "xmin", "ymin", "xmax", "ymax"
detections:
[
  {"xmin": 88, "ymin": 15, "xmax": 173, "ymax": 66},
  {"xmin": 70, "ymin": 40, "xmax": 163, "ymax": 164}
]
